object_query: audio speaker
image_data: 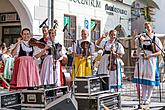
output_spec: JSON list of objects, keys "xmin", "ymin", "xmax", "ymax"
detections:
[{"xmin": 45, "ymin": 92, "xmax": 78, "ymax": 110}]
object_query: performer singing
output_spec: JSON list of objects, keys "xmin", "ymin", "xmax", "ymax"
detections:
[
  {"xmin": 39, "ymin": 25, "xmax": 49, "ymax": 44},
  {"xmin": 133, "ymin": 22, "xmax": 163, "ymax": 105},
  {"xmin": 38, "ymin": 25, "xmax": 49, "ymax": 67},
  {"xmin": 96, "ymin": 30, "xmax": 125, "ymax": 91},
  {"xmin": 10, "ymin": 28, "xmax": 49, "ymax": 88},
  {"xmin": 71, "ymin": 29, "xmax": 95, "ymax": 79},
  {"xmin": 40, "ymin": 28, "xmax": 67, "ymax": 86}
]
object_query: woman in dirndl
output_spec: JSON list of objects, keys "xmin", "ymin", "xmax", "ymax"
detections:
[
  {"xmin": 10, "ymin": 28, "xmax": 48, "ymax": 88},
  {"xmin": 40, "ymin": 28, "xmax": 67, "ymax": 86},
  {"xmin": 96, "ymin": 30, "xmax": 125, "ymax": 91},
  {"xmin": 133, "ymin": 22, "xmax": 163, "ymax": 105},
  {"xmin": 71, "ymin": 29, "xmax": 95, "ymax": 79},
  {"xmin": 2, "ymin": 49, "xmax": 14, "ymax": 81}
]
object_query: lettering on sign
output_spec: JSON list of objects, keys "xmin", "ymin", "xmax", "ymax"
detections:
[
  {"xmin": 0, "ymin": 12, "xmax": 20, "ymax": 23},
  {"xmin": 105, "ymin": 4, "xmax": 127, "ymax": 15},
  {"xmin": 69, "ymin": 0, "xmax": 101, "ymax": 8}
]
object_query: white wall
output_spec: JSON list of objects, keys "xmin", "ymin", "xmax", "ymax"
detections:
[
  {"xmin": 53, "ymin": 0, "xmax": 131, "ymax": 42},
  {"xmin": 10, "ymin": 0, "xmax": 50, "ymax": 36},
  {"xmin": 0, "ymin": 0, "xmax": 131, "ymax": 45}
]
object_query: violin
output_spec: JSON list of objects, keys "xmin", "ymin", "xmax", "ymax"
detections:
[
  {"xmin": 29, "ymin": 38, "xmax": 46, "ymax": 49},
  {"xmin": 81, "ymin": 41, "xmax": 91, "ymax": 57},
  {"xmin": 81, "ymin": 41, "xmax": 91, "ymax": 67},
  {"xmin": 107, "ymin": 46, "xmax": 117, "ymax": 71}
]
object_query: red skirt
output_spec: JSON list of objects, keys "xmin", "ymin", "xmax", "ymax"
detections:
[{"xmin": 10, "ymin": 56, "xmax": 41, "ymax": 88}]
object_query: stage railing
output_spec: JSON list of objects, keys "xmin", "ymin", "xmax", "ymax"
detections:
[{"xmin": 120, "ymin": 66, "xmax": 165, "ymax": 102}]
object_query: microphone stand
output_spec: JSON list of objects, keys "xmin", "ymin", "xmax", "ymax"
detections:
[
  {"xmin": 133, "ymin": 55, "xmax": 142, "ymax": 110},
  {"xmin": 115, "ymin": 42, "xmax": 119, "ymax": 92},
  {"xmin": 51, "ymin": 39, "xmax": 57, "ymax": 87},
  {"xmin": 131, "ymin": 44, "xmax": 142, "ymax": 109},
  {"xmin": 64, "ymin": 29, "xmax": 76, "ymax": 96},
  {"xmin": 133, "ymin": 37, "xmax": 144, "ymax": 109},
  {"xmin": 145, "ymin": 33, "xmax": 165, "ymax": 102}
]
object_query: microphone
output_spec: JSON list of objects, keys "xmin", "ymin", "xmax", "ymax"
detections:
[
  {"xmin": 39, "ymin": 18, "xmax": 48, "ymax": 28},
  {"xmin": 53, "ymin": 19, "xmax": 58, "ymax": 29},
  {"xmin": 63, "ymin": 23, "xmax": 68, "ymax": 32},
  {"xmin": 92, "ymin": 23, "xmax": 97, "ymax": 31}
]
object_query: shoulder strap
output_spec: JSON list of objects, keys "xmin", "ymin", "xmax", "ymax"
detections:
[
  {"xmin": 115, "ymin": 42, "xmax": 119, "ymax": 52},
  {"xmin": 103, "ymin": 41, "xmax": 108, "ymax": 50},
  {"xmin": 152, "ymin": 35, "xmax": 156, "ymax": 53}
]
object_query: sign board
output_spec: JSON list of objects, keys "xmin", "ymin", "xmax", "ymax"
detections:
[
  {"xmin": 84, "ymin": 20, "xmax": 89, "ymax": 29},
  {"xmin": 0, "ymin": 12, "xmax": 20, "ymax": 23}
]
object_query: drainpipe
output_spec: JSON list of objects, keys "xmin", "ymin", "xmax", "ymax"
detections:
[{"xmin": 51, "ymin": 0, "xmax": 54, "ymax": 28}]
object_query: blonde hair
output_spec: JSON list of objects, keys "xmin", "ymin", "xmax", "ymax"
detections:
[
  {"xmin": 144, "ymin": 22, "xmax": 152, "ymax": 26},
  {"xmin": 81, "ymin": 28, "xmax": 88, "ymax": 33}
]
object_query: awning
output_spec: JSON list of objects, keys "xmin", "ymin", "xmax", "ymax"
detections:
[
  {"xmin": 114, "ymin": 24, "xmax": 126, "ymax": 37},
  {"xmin": 139, "ymin": 0, "xmax": 160, "ymax": 10}
]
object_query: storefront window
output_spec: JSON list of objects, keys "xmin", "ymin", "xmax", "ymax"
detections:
[
  {"xmin": 91, "ymin": 20, "xmax": 100, "ymax": 42},
  {"xmin": 64, "ymin": 15, "xmax": 76, "ymax": 48},
  {"xmin": 2, "ymin": 26, "xmax": 21, "ymax": 47}
]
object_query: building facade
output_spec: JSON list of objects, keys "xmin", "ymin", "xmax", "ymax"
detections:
[
  {"xmin": 0, "ymin": 0, "xmax": 132, "ymax": 47},
  {"xmin": 154, "ymin": 0, "xmax": 165, "ymax": 34}
]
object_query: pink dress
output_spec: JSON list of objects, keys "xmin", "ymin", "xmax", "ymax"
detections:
[{"xmin": 10, "ymin": 42, "xmax": 41, "ymax": 88}]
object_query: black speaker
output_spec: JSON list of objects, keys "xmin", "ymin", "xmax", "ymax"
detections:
[{"xmin": 45, "ymin": 92, "xmax": 78, "ymax": 110}]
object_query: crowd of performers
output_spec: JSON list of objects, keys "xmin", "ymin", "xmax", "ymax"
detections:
[{"xmin": 0, "ymin": 22, "xmax": 163, "ymax": 105}]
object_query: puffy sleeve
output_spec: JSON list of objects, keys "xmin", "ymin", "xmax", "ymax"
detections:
[
  {"xmin": 155, "ymin": 37, "xmax": 163, "ymax": 52},
  {"xmin": 96, "ymin": 40, "xmax": 107, "ymax": 49},
  {"xmin": 32, "ymin": 47, "xmax": 42, "ymax": 56},
  {"xmin": 61, "ymin": 45, "xmax": 67, "ymax": 56},
  {"xmin": 117, "ymin": 43, "xmax": 125, "ymax": 55},
  {"xmin": 134, "ymin": 34, "xmax": 142, "ymax": 47},
  {"xmin": 13, "ymin": 43, "xmax": 20, "ymax": 57},
  {"xmin": 90, "ymin": 42, "xmax": 95, "ymax": 55}
]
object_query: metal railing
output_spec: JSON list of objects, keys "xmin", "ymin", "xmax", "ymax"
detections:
[{"xmin": 120, "ymin": 66, "xmax": 165, "ymax": 102}]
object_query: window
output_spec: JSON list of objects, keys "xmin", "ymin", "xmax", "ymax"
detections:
[
  {"xmin": 64, "ymin": 15, "xmax": 76, "ymax": 48},
  {"xmin": 91, "ymin": 20, "xmax": 100, "ymax": 42},
  {"xmin": 2, "ymin": 26, "xmax": 21, "ymax": 47}
]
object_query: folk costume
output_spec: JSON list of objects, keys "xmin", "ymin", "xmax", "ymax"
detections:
[
  {"xmin": 97, "ymin": 39, "xmax": 125, "ymax": 89},
  {"xmin": 40, "ymin": 40, "xmax": 67, "ymax": 86},
  {"xmin": 133, "ymin": 33, "xmax": 163, "ymax": 103},
  {"xmin": 10, "ymin": 41, "xmax": 41, "ymax": 88},
  {"xmin": 71, "ymin": 39, "xmax": 95, "ymax": 79}
]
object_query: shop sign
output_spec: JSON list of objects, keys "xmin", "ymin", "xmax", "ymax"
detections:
[
  {"xmin": 0, "ymin": 12, "xmax": 20, "ymax": 23},
  {"xmin": 84, "ymin": 20, "xmax": 89, "ymax": 29},
  {"xmin": 69, "ymin": 0, "xmax": 101, "ymax": 8},
  {"xmin": 105, "ymin": 4, "xmax": 127, "ymax": 15}
]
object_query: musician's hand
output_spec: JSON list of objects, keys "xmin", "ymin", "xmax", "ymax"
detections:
[
  {"xmin": 144, "ymin": 55, "xmax": 150, "ymax": 60},
  {"xmin": 131, "ymin": 50, "xmax": 137, "ymax": 58},
  {"xmin": 17, "ymin": 37, "xmax": 23, "ymax": 44},
  {"xmin": 140, "ymin": 35, "xmax": 145, "ymax": 42},
  {"xmin": 101, "ymin": 32, "xmax": 108, "ymax": 39},
  {"xmin": 77, "ymin": 54, "xmax": 82, "ymax": 58},
  {"xmin": 44, "ymin": 45, "xmax": 49, "ymax": 50}
]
